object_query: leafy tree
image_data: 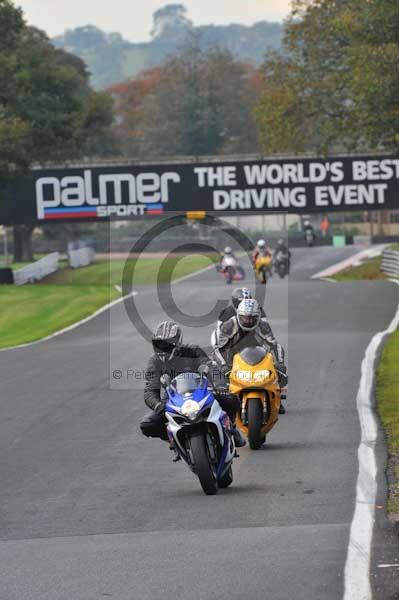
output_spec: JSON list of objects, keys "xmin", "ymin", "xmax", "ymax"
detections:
[
  {"xmin": 255, "ymin": 0, "xmax": 399, "ymax": 155},
  {"xmin": 53, "ymin": 12, "xmax": 283, "ymax": 89},
  {"xmin": 112, "ymin": 43, "xmax": 261, "ymax": 158},
  {"xmin": 0, "ymin": 1, "xmax": 115, "ymax": 261}
]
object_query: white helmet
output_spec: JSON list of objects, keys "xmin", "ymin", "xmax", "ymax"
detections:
[
  {"xmin": 257, "ymin": 239, "xmax": 266, "ymax": 249},
  {"xmin": 237, "ymin": 299, "xmax": 261, "ymax": 331},
  {"xmin": 224, "ymin": 246, "xmax": 232, "ymax": 255}
]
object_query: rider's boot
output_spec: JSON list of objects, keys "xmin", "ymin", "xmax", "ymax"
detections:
[{"xmin": 232, "ymin": 425, "xmax": 246, "ymax": 447}]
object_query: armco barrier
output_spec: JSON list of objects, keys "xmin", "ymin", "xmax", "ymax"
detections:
[
  {"xmin": 13, "ymin": 253, "xmax": 59, "ymax": 285},
  {"xmin": 381, "ymin": 249, "xmax": 399, "ymax": 277},
  {"xmin": 68, "ymin": 247, "xmax": 95, "ymax": 268}
]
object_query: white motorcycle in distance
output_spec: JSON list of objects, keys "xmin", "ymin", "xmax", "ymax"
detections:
[{"xmin": 216, "ymin": 255, "xmax": 246, "ymax": 284}]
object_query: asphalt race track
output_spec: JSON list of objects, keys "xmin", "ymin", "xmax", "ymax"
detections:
[{"xmin": 1, "ymin": 247, "xmax": 398, "ymax": 600}]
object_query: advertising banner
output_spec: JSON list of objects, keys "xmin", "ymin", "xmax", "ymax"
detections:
[{"xmin": 1, "ymin": 155, "xmax": 399, "ymax": 224}]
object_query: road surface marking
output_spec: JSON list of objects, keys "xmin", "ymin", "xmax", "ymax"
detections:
[{"xmin": 343, "ymin": 280, "xmax": 399, "ymax": 600}]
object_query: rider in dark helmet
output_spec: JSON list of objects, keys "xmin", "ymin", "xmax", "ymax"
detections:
[
  {"xmin": 140, "ymin": 321, "xmax": 245, "ymax": 446},
  {"xmin": 217, "ymin": 287, "xmax": 266, "ymax": 327}
]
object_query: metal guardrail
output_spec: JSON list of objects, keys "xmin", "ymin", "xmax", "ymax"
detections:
[
  {"xmin": 13, "ymin": 253, "xmax": 59, "ymax": 285},
  {"xmin": 381, "ymin": 249, "xmax": 399, "ymax": 277}
]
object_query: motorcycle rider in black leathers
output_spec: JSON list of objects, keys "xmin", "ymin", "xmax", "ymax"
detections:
[
  {"xmin": 274, "ymin": 239, "xmax": 291, "ymax": 274},
  {"xmin": 140, "ymin": 321, "xmax": 246, "ymax": 446},
  {"xmin": 212, "ymin": 299, "xmax": 287, "ymax": 414}
]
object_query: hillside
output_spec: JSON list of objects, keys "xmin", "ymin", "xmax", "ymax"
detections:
[{"xmin": 52, "ymin": 4, "xmax": 283, "ymax": 89}]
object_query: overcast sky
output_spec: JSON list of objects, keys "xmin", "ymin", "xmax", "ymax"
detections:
[{"xmin": 16, "ymin": 1, "xmax": 292, "ymax": 41}]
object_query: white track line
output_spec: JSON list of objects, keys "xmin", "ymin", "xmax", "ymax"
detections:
[
  {"xmin": 1, "ymin": 263, "xmax": 215, "ymax": 352},
  {"xmin": 343, "ymin": 280, "xmax": 399, "ymax": 600}
]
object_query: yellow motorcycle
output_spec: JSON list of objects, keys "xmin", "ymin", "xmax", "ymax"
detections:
[
  {"xmin": 229, "ymin": 346, "xmax": 281, "ymax": 449},
  {"xmin": 255, "ymin": 252, "xmax": 273, "ymax": 284}
]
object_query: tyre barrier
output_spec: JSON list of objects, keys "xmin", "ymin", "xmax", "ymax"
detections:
[{"xmin": 381, "ymin": 249, "xmax": 399, "ymax": 277}]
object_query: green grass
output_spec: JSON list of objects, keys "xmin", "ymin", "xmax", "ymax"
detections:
[
  {"xmin": 43, "ymin": 255, "xmax": 218, "ymax": 287},
  {"xmin": 376, "ymin": 329, "xmax": 399, "ymax": 514},
  {"xmin": 0, "ymin": 285, "xmax": 118, "ymax": 349},
  {"xmin": 333, "ymin": 244, "xmax": 399, "ymax": 281},
  {"xmin": 0, "ymin": 254, "xmax": 217, "ymax": 349},
  {"xmin": 333, "ymin": 257, "xmax": 388, "ymax": 281}
]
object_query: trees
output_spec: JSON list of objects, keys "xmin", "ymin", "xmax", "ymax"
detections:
[
  {"xmin": 0, "ymin": 1, "xmax": 115, "ymax": 261},
  {"xmin": 255, "ymin": 0, "xmax": 399, "ymax": 155},
  {"xmin": 112, "ymin": 43, "xmax": 261, "ymax": 158}
]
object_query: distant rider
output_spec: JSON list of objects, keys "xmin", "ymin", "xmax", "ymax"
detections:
[
  {"xmin": 140, "ymin": 321, "xmax": 245, "ymax": 446},
  {"xmin": 220, "ymin": 246, "xmax": 237, "ymax": 265},
  {"xmin": 274, "ymin": 239, "xmax": 291, "ymax": 273},
  {"xmin": 252, "ymin": 239, "xmax": 272, "ymax": 267},
  {"xmin": 212, "ymin": 299, "xmax": 287, "ymax": 414}
]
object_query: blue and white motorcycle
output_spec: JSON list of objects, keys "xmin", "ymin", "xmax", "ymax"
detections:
[{"xmin": 163, "ymin": 370, "xmax": 236, "ymax": 495}]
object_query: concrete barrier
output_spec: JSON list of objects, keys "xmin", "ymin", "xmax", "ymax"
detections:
[
  {"xmin": 13, "ymin": 253, "xmax": 59, "ymax": 285},
  {"xmin": 68, "ymin": 247, "xmax": 95, "ymax": 269}
]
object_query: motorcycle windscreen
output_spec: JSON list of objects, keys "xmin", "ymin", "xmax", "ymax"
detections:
[
  {"xmin": 238, "ymin": 346, "xmax": 267, "ymax": 366},
  {"xmin": 171, "ymin": 372, "xmax": 203, "ymax": 395}
]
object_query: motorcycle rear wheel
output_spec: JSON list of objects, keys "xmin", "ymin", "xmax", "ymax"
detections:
[
  {"xmin": 248, "ymin": 400, "xmax": 264, "ymax": 450},
  {"xmin": 190, "ymin": 434, "xmax": 218, "ymax": 495}
]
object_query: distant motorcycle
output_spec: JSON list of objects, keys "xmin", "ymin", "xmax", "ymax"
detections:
[
  {"xmin": 164, "ymin": 370, "xmax": 236, "ymax": 495},
  {"xmin": 254, "ymin": 251, "xmax": 273, "ymax": 285},
  {"xmin": 305, "ymin": 229, "xmax": 316, "ymax": 247},
  {"xmin": 274, "ymin": 251, "xmax": 289, "ymax": 279},
  {"xmin": 216, "ymin": 256, "xmax": 245, "ymax": 284}
]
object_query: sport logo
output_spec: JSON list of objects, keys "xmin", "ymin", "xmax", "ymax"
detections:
[{"xmin": 35, "ymin": 169, "xmax": 181, "ymax": 220}]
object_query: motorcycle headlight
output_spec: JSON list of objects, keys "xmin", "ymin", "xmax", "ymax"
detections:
[
  {"xmin": 181, "ymin": 400, "xmax": 201, "ymax": 420},
  {"xmin": 236, "ymin": 370, "xmax": 252, "ymax": 382},
  {"xmin": 254, "ymin": 369, "xmax": 271, "ymax": 382}
]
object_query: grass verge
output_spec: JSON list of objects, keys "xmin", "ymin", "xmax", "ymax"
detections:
[
  {"xmin": 0, "ymin": 254, "xmax": 217, "ymax": 349},
  {"xmin": 0, "ymin": 285, "xmax": 118, "ymax": 349},
  {"xmin": 43, "ymin": 255, "xmax": 217, "ymax": 286},
  {"xmin": 333, "ymin": 256, "xmax": 388, "ymax": 281},
  {"xmin": 376, "ymin": 329, "xmax": 399, "ymax": 515}
]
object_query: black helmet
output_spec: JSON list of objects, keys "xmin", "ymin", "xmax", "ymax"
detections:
[
  {"xmin": 152, "ymin": 321, "xmax": 182, "ymax": 362},
  {"xmin": 232, "ymin": 287, "xmax": 252, "ymax": 309}
]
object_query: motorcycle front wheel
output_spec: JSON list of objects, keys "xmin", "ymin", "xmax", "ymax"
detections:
[
  {"xmin": 260, "ymin": 267, "xmax": 267, "ymax": 285},
  {"xmin": 190, "ymin": 434, "xmax": 218, "ymax": 495},
  {"xmin": 248, "ymin": 400, "xmax": 264, "ymax": 450},
  {"xmin": 226, "ymin": 266, "xmax": 234, "ymax": 284}
]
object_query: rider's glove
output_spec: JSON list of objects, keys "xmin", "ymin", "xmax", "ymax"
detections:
[{"xmin": 220, "ymin": 364, "xmax": 231, "ymax": 377}]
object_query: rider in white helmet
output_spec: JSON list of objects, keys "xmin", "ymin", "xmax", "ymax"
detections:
[
  {"xmin": 252, "ymin": 239, "xmax": 272, "ymax": 266},
  {"xmin": 212, "ymin": 299, "xmax": 287, "ymax": 413}
]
